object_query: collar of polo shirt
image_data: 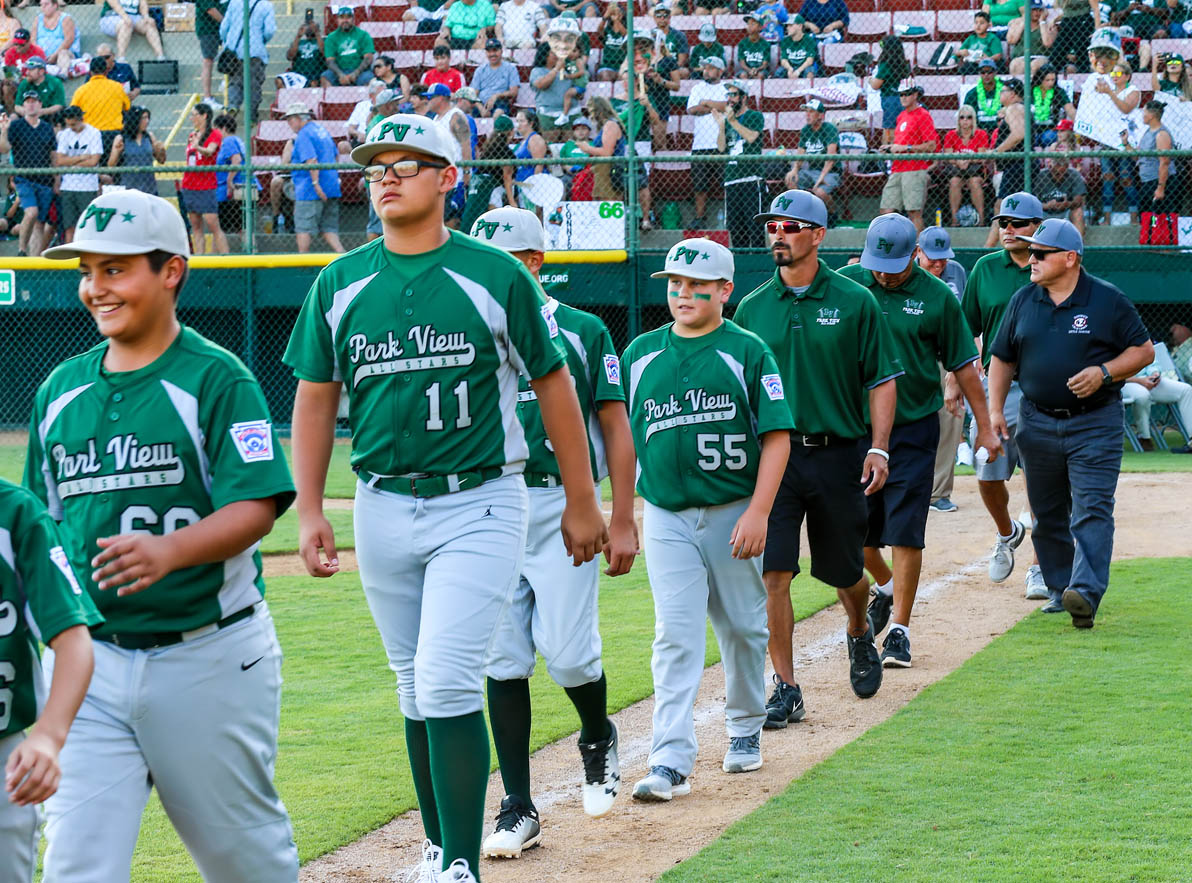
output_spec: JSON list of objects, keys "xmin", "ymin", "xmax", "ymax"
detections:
[{"xmin": 771, "ymin": 259, "xmax": 834, "ymax": 300}]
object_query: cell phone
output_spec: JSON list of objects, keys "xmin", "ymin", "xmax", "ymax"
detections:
[{"xmin": 305, "ymin": 8, "xmax": 314, "ymax": 22}]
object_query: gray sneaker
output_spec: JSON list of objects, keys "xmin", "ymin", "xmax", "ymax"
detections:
[
  {"xmin": 989, "ymin": 519, "xmax": 1026, "ymax": 582},
  {"xmin": 1024, "ymin": 565, "xmax": 1049, "ymax": 600},
  {"xmin": 632, "ymin": 766, "xmax": 690, "ymax": 802},
  {"xmin": 722, "ymin": 733, "xmax": 762, "ymax": 773}
]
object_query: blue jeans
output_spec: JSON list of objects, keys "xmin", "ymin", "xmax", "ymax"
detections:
[{"xmin": 1015, "ymin": 397, "xmax": 1124, "ymax": 612}]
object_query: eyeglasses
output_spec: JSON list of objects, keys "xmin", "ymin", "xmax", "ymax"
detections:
[
  {"xmin": 997, "ymin": 218, "xmax": 1036, "ymax": 229},
  {"xmin": 364, "ymin": 159, "xmax": 449, "ymax": 182},
  {"xmin": 1027, "ymin": 247, "xmax": 1063, "ymax": 260},
  {"xmin": 766, "ymin": 219, "xmax": 820, "ymax": 234},
  {"xmin": 1110, "ymin": 70, "xmax": 1126, "ymax": 78}
]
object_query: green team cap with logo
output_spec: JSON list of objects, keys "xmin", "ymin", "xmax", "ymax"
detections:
[
  {"xmin": 471, "ymin": 206, "xmax": 547, "ymax": 252},
  {"xmin": 861, "ymin": 213, "xmax": 917, "ymax": 273},
  {"xmin": 917, "ymin": 225, "xmax": 954, "ymax": 260},
  {"xmin": 43, "ymin": 190, "xmax": 190, "ymax": 260},
  {"xmin": 650, "ymin": 237, "xmax": 734, "ymax": 282},
  {"xmin": 351, "ymin": 112, "xmax": 458, "ymax": 167}
]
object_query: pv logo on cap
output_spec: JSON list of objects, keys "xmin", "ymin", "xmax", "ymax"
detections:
[
  {"xmin": 473, "ymin": 219, "xmax": 500, "ymax": 240},
  {"xmin": 1005, "ymin": 197, "xmax": 1019, "ymax": 211},
  {"xmin": 373, "ymin": 120, "xmax": 424, "ymax": 142},
  {"xmin": 934, "ymin": 237, "xmax": 946, "ymax": 248},
  {"xmin": 775, "ymin": 196, "xmax": 793, "ymax": 211},
  {"xmin": 876, "ymin": 237, "xmax": 894, "ymax": 254},
  {"xmin": 79, "ymin": 205, "xmax": 129, "ymax": 232},
  {"xmin": 672, "ymin": 245, "xmax": 710, "ymax": 265}
]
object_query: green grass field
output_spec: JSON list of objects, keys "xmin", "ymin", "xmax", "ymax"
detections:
[
  {"xmin": 110, "ymin": 562, "xmax": 838, "ymax": 881},
  {"xmin": 666, "ymin": 557, "xmax": 1192, "ymax": 883}
]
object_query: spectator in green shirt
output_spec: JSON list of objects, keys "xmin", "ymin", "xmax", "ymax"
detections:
[
  {"xmin": 690, "ymin": 22, "xmax": 726, "ymax": 80},
  {"xmin": 438, "ymin": 0, "xmax": 497, "ymax": 50},
  {"xmin": 282, "ymin": 14, "xmax": 325, "ymax": 89},
  {"xmin": 778, "ymin": 15, "xmax": 818, "ymax": 77},
  {"xmin": 13, "ymin": 58, "xmax": 64, "ymax": 119},
  {"xmin": 784, "ymin": 98, "xmax": 840, "ymax": 211},
  {"xmin": 320, "ymin": 7, "xmax": 375, "ymax": 86},
  {"xmin": 736, "ymin": 14, "xmax": 772, "ymax": 79},
  {"xmin": 957, "ymin": 11, "xmax": 1005, "ymax": 74}
]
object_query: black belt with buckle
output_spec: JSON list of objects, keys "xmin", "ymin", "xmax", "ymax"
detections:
[
  {"xmin": 791, "ymin": 432, "xmax": 857, "ymax": 448},
  {"xmin": 1031, "ymin": 399, "xmax": 1111, "ymax": 419},
  {"xmin": 96, "ymin": 604, "xmax": 256, "ymax": 651}
]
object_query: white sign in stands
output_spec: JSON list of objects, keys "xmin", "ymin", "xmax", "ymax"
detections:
[
  {"xmin": 1074, "ymin": 72, "xmax": 1145, "ymax": 147},
  {"xmin": 545, "ymin": 201, "xmax": 626, "ymax": 251},
  {"xmin": 1150, "ymin": 91, "xmax": 1192, "ymax": 151}
]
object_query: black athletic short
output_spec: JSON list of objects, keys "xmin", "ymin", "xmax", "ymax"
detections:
[
  {"xmin": 690, "ymin": 149, "xmax": 723, "ymax": 196},
  {"xmin": 763, "ymin": 434, "xmax": 868, "ymax": 588},
  {"xmin": 864, "ymin": 414, "xmax": 940, "ymax": 551}
]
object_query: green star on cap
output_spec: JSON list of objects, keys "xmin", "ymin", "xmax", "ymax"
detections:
[
  {"xmin": 503, "ymin": 223, "xmax": 513, "ymax": 231},
  {"xmin": 414, "ymin": 126, "xmax": 425, "ymax": 135},
  {"xmin": 701, "ymin": 252, "xmax": 710, "ymax": 259},
  {"xmin": 121, "ymin": 211, "xmax": 136, "ymax": 223}
]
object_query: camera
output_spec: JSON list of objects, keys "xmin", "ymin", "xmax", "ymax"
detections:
[{"xmin": 305, "ymin": 8, "xmax": 314, "ymax": 23}]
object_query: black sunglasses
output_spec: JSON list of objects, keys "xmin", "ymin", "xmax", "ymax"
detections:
[
  {"xmin": 998, "ymin": 218, "xmax": 1036, "ymax": 229},
  {"xmin": 766, "ymin": 219, "xmax": 819, "ymax": 234},
  {"xmin": 364, "ymin": 159, "xmax": 449, "ymax": 182},
  {"xmin": 1027, "ymin": 247, "xmax": 1063, "ymax": 260}
]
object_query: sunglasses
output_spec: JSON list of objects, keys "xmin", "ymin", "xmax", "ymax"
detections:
[
  {"xmin": 1027, "ymin": 247, "xmax": 1063, "ymax": 260},
  {"xmin": 998, "ymin": 218, "xmax": 1036, "ymax": 229},
  {"xmin": 364, "ymin": 159, "xmax": 449, "ymax": 182},
  {"xmin": 766, "ymin": 219, "xmax": 819, "ymax": 234},
  {"xmin": 1110, "ymin": 70, "xmax": 1126, "ymax": 78}
]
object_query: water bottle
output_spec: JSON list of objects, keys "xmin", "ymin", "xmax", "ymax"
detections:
[{"xmin": 975, "ymin": 447, "xmax": 990, "ymax": 467}]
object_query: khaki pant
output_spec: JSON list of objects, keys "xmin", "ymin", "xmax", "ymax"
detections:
[{"xmin": 931, "ymin": 364, "xmax": 965, "ymax": 503}]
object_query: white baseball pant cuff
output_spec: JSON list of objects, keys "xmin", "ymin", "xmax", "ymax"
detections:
[
  {"xmin": 355, "ymin": 474, "xmax": 529, "ymax": 721},
  {"xmin": 41, "ymin": 606, "xmax": 297, "ymax": 883},
  {"xmin": 484, "ymin": 484, "xmax": 604, "ymax": 688},
  {"xmin": 642, "ymin": 498, "xmax": 769, "ymax": 777},
  {"xmin": 0, "ymin": 732, "xmax": 38, "ymax": 883}
]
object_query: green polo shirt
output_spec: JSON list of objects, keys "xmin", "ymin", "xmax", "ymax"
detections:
[
  {"xmin": 960, "ymin": 248, "xmax": 1034, "ymax": 370},
  {"xmin": 733, "ymin": 260, "xmax": 903, "ymax": 439},
  {"xmin": 838, "ymin": 263, "xmax": 979, "ymax": 424},
  {"xmin": 15, "ymin": 75, "xmax": 65, "ymax": 109}
]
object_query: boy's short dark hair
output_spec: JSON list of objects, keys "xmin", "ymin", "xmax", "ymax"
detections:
[
  {"xmin": 62, "ymin": 104, "xmax": 83, "ymax": 120},
  {"xmin": 146, "ymin": 249, "xmax": 189, "ymax": 300},
  {"xmin": 213, "ymin": 112, "xmax": 237, "ymax": 133},
  {"xmin": 974, "ymin": 10, "xmax": 989, "ymax": 21},
  {"xmin": 433, "ymin": 45, "xmax": 450, "ymax": 56}
]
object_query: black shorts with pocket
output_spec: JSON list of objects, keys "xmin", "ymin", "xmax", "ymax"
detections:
[{"xmin": 864, "ymin": 414, "xmax": 940, "ymax": 551}]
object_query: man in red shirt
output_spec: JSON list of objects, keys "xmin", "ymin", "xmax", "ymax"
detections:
[
  {"xmin": 880, "ymin": 79, "xmax": 938, "ymax": 232},
  {"xmin": 420, "ymin": 44, "xmax": 466, "ymax": 93}
]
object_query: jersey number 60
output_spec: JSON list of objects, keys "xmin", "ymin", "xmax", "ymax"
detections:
[{"xmin": 0, "ymin": 600, "xmax": 17, "ymax": 730}]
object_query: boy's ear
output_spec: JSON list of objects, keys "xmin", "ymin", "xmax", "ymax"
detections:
[{"xmin": 719, "ymin": 280, "xmax": 734, "ymax": 304}]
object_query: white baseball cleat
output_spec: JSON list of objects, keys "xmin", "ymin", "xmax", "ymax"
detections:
[
  {"xmin": 631, "ymin": 766, "xmax": 690, "ymax": 802},
  {"xmin": 481, "ymin": 795, "xmax": 541, "ymax": 858},
  {"xmin": 579, "ymin": 720, "xmax": 620, "ymax": 817},
  {"xmin": 440, "ymin": 859, "xmax": 479, "ymax": 882},
  {"xmin": 404, "ymin": 839, "xmax": 442, "ymax": 882}
]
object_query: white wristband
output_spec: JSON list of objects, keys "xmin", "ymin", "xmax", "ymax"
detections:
[{"xmin": 867, "ymin": 447, "xmax": 890, "ymax": 461}]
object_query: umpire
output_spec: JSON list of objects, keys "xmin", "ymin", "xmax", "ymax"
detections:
[
  {"xmin": 988, "ymin": 219, "xmax": 1153, "ymax": 630},
  {"xmin": 734, "ymin": 190, "xmax": 902, "ymax": 709}
]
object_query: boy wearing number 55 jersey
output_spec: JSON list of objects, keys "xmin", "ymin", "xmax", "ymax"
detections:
[
  {"xmin": 625, "ymin": 239, "xmax": 792, "ymax": 802},
  {"xmin": 26, "ymin": 190, "xmax": 299, "ymax": 883}
]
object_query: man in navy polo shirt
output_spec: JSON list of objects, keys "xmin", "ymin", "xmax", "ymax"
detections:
[{"xmin": 988, "ymin": 220, "xmax": 1153, "ymax": 629}]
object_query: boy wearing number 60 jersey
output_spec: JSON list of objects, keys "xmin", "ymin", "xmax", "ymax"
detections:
[
  {"xmin": 26, "ymin": 190, "xmax": 299, "ymax": 883},
  {"xmin": 624, "ymin": 239, "xmax": 793, "ymax": 802}
]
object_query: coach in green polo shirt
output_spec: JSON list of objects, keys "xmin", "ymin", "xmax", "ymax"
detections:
[
  {"xmin": 839, "ymin": 213, "xmax": 999, "ymax": 669},
  {"xmin": 733, "ymin": 190, "xmax": 901, "ymax": 713},
  {"xmin": 958, "ymin": 190, "xmax": 1044, "ymax": 596}
]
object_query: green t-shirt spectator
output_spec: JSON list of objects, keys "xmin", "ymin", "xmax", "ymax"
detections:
[
  {"xmin": 690, "ymin": 41, "xmax": 726, "ymax": 72},
  {"xmin": 660, "ymin": 28, "xmax": 688, "ymax": 60},
  {"xmin": 987, "ymin": 0, "xmax": 1024, "ymax": 26},
  {"xmin": 798, "ymin": 120, "xmax": 839, "ymax": 155},
  {"xmin": 874, "ymin": 59, "xmax": 903, "ymax": 96},
  {"xmin": 725, "ymin": 108, "xmax": 765, "ymax": 181},
  {"xmin": 15, "ymin": 74, "xmax": 64, "ymax": 109},
  {"xmin": 444, "ymin": 0, "xmax": 496, "ymax": 42},
  {"xmin": 323, "ymin": 26, "xmax": 375, "ymax": 72},
  {"xmin": 196, "ymin": 0, "xmax": 227, "ymax": 35},
  {"xmin": 737, "ymin": 36, "xmax": 770, "ymax": 71},
  {"xmin": 960, "ymin": 33, "xmax": 1002, "ymax": 61},
  {"xmin": 292, "ymin": 34, "xmax": 325, "ymax": 81},
  {"xmin": 778, "ymin": 34, "xmax": 818, "ymax": 73},
  {"xmin": 600, "ymin": 23, "xmax": 628, "ymax": 71}
]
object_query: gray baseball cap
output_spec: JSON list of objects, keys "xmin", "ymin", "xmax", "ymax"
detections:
[
  {"xmin": 918, "ymin": 226, "xmax": 954, "ymax": 260},
  {"xmin": 471, "ymin": 206, "xmax": 547, "ymax": 252},
  {"xmin": 861, "ymin": 213, "xmax": 917, "ymax": 273},
  {"xmin": 651, "ymin": 237, "xmax": 735, "ymax": 282},
  {"xmin": 698, "ymin": 22, "xmax": 717, "ymax": 42},
  {"xmin": 755, "ymin": 189, "xmax": 829, "ymax": 228},
  {"xmin": 351, "ymin": 112, "xmax": 457, "ymax": 166},
  {"xmin": 1015, "ymin": 217, "xmax": 1084, "ymax": 255},
  {"xmin": 701, "ymin": 55, "xmax": 726, "ymax": 70},
  {"xmin": 992, "ymin": 191, "xmax": 1044, "ymax": 221},
  {"xmin": 44, "ymin": 190, "xmax": 190, "ymax": 260}
]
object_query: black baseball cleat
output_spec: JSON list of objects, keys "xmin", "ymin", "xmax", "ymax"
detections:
[
  {"xmin": 1061, "ymin": 589, "xmax": 1096, "ymax": 629},
  {"xmin": 847, "ymin": 626, "xmax": 883, "ymax": 699},
  {"xmin": 763, "ymin": 674, "xmax": 806, "ymax": 729},
  {"xmin": 867, "ymin": 589, "xmax": 894, "ymax": 637},
  {"xmin": 880, "ymin": 629, "xmax": 912, "ymax": 668}
]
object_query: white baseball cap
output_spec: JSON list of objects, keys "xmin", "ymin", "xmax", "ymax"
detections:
[
  {"xmin": 283, "ymin": 101, "xmax": 312, "ymax": 117},
  {"xmin": 351, "ymin": 112, "xmax": 457, "ymax": 166},
  {"xmin": 650, "ymin": 237, "xmax": 734, "ymax": 282},
  {"xmin": 471, "ymin": 206, "xmax": 547, "ymax": 252},
  {"xmin": 43, "ymin": 190, "xmax": 190, "ymax": 260}
]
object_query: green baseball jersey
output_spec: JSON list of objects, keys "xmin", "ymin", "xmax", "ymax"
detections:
[
  {"xmin": 737, "ymin": 36, "xmax": 770, "ymax": 70},
  {"xmin": 284, "ymin": 232, "xmax": 567, "ymax": 477},
  {"xmin": 961, "ymin": 249, "xmax": 1033, "ymax": 370},
  {"xmin": 797, "ymin": 121, "xmax": 839, "ymax": 157},
  {"xmin": 0, "ymin": 480, "xmax": 102, "ymax": 737},
  {"xmin": 838, "ymin": 263, "xmax": 980, "ymax": 424},
  {"xmin": 519, "ymin": 299, "xmax": 625, "ymax": 481},
  {"xmin": 779, "ymin": 34, "xmax": 818, "ymax": 71},
  {"xmin": 733, "ymin": 261, "xmax": 904, "ymax": 439},
  {"xmin": 624, "ymin": 320, "xmax": 794, "ymax": 512},
  {"xmin": 24, "ymin": 328, "xmax": 294, "ymax": 638}
]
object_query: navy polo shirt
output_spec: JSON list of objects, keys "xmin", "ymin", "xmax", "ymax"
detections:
[{"xmin": 990, "ymin": 269, "xmax": 1150, "ymax": 411}]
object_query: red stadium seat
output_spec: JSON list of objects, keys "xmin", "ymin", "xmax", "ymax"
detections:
[
  {"xmin": 933, "ymin": 0, "xmax": 978, "ymax": 8},
  {"xmin": 760, "ymin": 111, "xmax": 776, "ymax": 148},
  {"xmin": 672, "ymin": 15, "xmax": 702, "ymax": 45},
  {"xmin": 369, "ymin": 0, "xmax": 409, "ymax": 22},
  {"xmin": 936, "ymin": 9, "xmax": 976, "ymax": 41},
  {"xmin": 321, "ymin": 119, "xmax": 350, "ymax": 140},
  {"xmin": 274, "ymin": 87, "xmax": 324, "ymax": 119},
  {"xmin": 515, "ymin": 83, "xmax": 536, "ymax": 109},
  {"xmin": 916, "ymin": 41, "xmax": 959, "ymax": 71},
  {"xmin": 761, "ymin": 77, "xmax": 808, "ymax": 112},
  {"xmin": 401, "ymin": 22, "xmax": 439, "ymax": 52},
  {"xmin": 920, "ymin": 74, "xmax": 962, "ymax": 108},
  {"xmin": 775, "ymin": 110, "xmax": 806, "ymax": 147},
  {"xmin": 389, "ymin": 49, "xmax": 423, "ymax": 80},
  {"xmin": 879, "ymin": 0, "xmax": 925, "ymax": 10},
  {"xmin": 893, "ymin": 11, "xmax": 935, "ymax": 38},
  {"xmin": 822, "ymin": 41, "xmax": 872, "ymax": 73},
  {"xmin": 684, "ymin": 228, "xmax": 730, "ymax": 246},
  {"xmin": 252, "ymin": 120, "xmax": 292, "ymax": 156},
  {"xmin": 650, "ymin": 152, "xmax": 692, "ymax": 199},
  {"xmin": 930, "ymin": 107, "xmax": 957, "ymax": 132},
  {"xmin": 324, "ymin": 1, "xmax": 368, "ymax": 32},
  {"xmin": 512, "ymin": 48, "xmax": 536, "ymax": 80},
  {"xmin": 846, "ymin": 12, "xmax": 891, "ymax": 42},
  {"xmin": 845, "ymin": 0, "xmax": 880, "ymax": 12},
  {"xmin": 322, "ymin": 86, "xmax": 368, "ymax": 119},
  {"xmin": 361, "ymin": 21, "xmax": 400, "ymax": 51},
  {"xmin": 714, "ymin": 14, "xmax": 746, "ymax": 47}
]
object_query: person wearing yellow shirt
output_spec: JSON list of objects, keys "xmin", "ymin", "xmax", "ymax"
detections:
[{"xmin": 69, "ymin": 56, "xmax": 131, "ymax": 156}]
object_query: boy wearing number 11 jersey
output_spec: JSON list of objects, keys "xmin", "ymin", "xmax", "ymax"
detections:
[{"xmin": 624, "ymin": 239, "xmax": 792, "ymax": 802}]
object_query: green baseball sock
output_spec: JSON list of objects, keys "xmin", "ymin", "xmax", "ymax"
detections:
[
  {"xmin": 404, "ymin": 718, "xmax": 441, "ymax": 846},
  {"xmin": 565, "ymin": 672, "xmax": 611, "ymax": 744},
  {"xmin": 426, "ymin": 711, "xmax": 490, "ymax": 876},
  {"xmin": 486, "ymin": 677, "xmax": 534, "ymax": 809}
]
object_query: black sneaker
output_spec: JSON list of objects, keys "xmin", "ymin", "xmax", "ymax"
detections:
[
  {"xmin": 847, "ymin": 627, "xmax": 883, "ymax": 699},
  {"xmin": 881, "ymin": 628, "xmax": 912, "ymax": 668},
  {"xmin": 763, "ymin": 674, "xmax": 806, "ymax": 729},
  {"xmin": 1061, "ymin": 589, "xmax": 1096, "ymax": 629},
  {"xmin": 867, "ymin": 589, "xmax": 893, "ymax": 637}
]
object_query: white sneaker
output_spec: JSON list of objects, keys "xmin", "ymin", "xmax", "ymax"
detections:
[
  {"xmin": 722, "ymin": 733, "xmax": 762, "ymax": 773},
  {"xmin": 481, "ymin": 795, "xmax": 541, "ymax": 858},
  {"xmin": 1019, "ymin": 510, "xmax": 1036, "ymax": 530},
  {"xmin": 554, "ymin": 112, "xmax": 570, "ymax": 125},
  {"xmin": 440, "ymin": 859, "xmax": 478, "ymax": 882},
  {"xmin": 579, "ymin": 720, "xmax": 620, "ymax": 817},
  {"xmin": 631, "ymin": 765, "xmax": 690, "ymax": 802},
  {"xmin": 1024, "ymin": 564, "xmax": 1049, "ymax": 600},
  {"xmin": 404, "ymin": 839, "xmax": 441, "ymax": 883},
  {"xmin": 956, "ymin": 441, "xmax": 974, "ymax": 466},
  {"xmin": 989, "ymin": 519, "xmax": 1026, "ymax": 582}
]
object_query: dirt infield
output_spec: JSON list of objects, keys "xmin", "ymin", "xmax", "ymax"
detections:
[{"xmin": 294, "ymin": 472, "xmax": 1189, "ymax": 883}]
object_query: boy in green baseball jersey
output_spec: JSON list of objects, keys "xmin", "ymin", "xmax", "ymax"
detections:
[
  {"xmin": 27, "ymin": 190, "xmax": 299, "ymax": 883},
  {"xmin": 286, "ymin": 114, "xmax": 606, "ymax": 883},
  {"xmin": 471, "ymin": 207, "xmax": 637, "ymax": 858},
  {"xmin": 1, "ymin": 480, "xmax": 99, "ymax": 883},
  {"xmin": 625, "ymin": 238, "xmax": 792, "ymax": 802},
  {"xmin": 839, "ymin": 214, "xmax": 1001, "ymax": 668}
]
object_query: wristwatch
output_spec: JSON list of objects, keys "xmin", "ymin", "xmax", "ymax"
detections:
[{"xmin": 1100, "ymin": 364, "xmax": 1112, "ymax": 384}]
